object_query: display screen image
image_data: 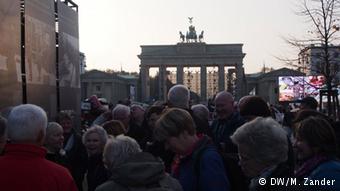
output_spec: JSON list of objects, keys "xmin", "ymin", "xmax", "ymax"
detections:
[{"xmin": 278, "ymin": 76, "xmax": 325, "ymax": 102}]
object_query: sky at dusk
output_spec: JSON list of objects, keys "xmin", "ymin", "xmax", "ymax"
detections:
[{"xmin": 78, "ymin": 0, "xmax": 311, "ymax": 74}]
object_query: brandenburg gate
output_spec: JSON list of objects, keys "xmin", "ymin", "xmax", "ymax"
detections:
[{"xmin": 138, "ymin": 18, "xmax": 246, "ymax": 102}]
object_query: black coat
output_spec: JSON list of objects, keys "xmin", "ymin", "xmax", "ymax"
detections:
[
  {"xmin": 87, "ymin": 154, "xmax": 109, "ymax": 191},
  {"xmin": 65, "ymin": 133, "xmax": 88, "ymax": 191}
]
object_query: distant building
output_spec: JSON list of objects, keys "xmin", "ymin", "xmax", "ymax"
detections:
[
  {"xmin": 81, "ymin": 70, "xmax": 139, "ymax": 104},
  {"xmin": 299, "ymin": 44, "xmax": 340, "ymax": 81},
  {"xmin": 246, "ymin": 68, "xmax": 305, "ymax": 103}
]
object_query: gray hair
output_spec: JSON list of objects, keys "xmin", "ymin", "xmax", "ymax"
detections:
[
  {"xmin": 7, "ymin": 104, "xmax": 47, "ymax": 144},
  {"xmin": 46, "ymin": 122, "xmax": 63, "ymax": 137},
  {"xmin": 167, "ymin": 84, "xmax": 190, "ymax": 109},
  {"xmin": 191, "ymin": 104, "xmax": 209, "ymax": 121},
  {"xmin": 103, "ymin": 135, "xmax": 141, "ymax": 171},
  {"xmin": 112, "ymin": 104, "xmax": 130, "ymax": 119},
  {"xmin": 82, "ymin": 125, "xmax": 108, "ymax": 146},
  {"xmin": 230, "ymin": 117, "xmax": 288, "ymax": 166}
]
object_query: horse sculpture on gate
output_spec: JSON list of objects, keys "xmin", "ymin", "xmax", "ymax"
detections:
[
  {"xmin": 179, "ymin": 31, "xmax": 185, "ymax": 42},
  {"xmin": 178, "ymin": 17, "xmax": 204, "ymax": 43},
  {"xmin": 199, "ymin": 30, "xmax": 204, "ymax": 42},
  {"xmin": 186, "ymin": 25, "xmax": 197, "ymax": 42}
]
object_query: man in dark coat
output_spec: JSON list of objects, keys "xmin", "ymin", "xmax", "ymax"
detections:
[{"xmin": 211, "ymin": 91, "xmax": 245, "ymax": 153}]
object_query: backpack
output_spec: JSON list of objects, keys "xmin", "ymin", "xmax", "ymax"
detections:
[{"xmin": 193, "ymin": 144, "xmax": 249, "ymax": 191}]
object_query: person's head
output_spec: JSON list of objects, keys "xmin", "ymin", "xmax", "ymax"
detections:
[
  {"xmin": 112, "ymin": 104, "xmax": 130, "ymax": 130},
  {"xmin": 130, "ymin": 104, "xmax": 145, "ymax": 124},
  {"xmin": 293, "ymin": 109, "xmax": 329, "ymax": 125},
  {"xmin": 230, "ymin": 117, "xmax": 288, "ymax": 178},
  {"xmin": 7, "ymin": 104, "xmax": 47, "ymax": 146},
  {"xmin": 145, "ymin": 105, "xmax": 165, "ymax": 130},
  {"xmin": 191, "ymin": 104, "xmax": 209, "ymax": 121},
  {"xmin": 102, "ymin": 120, "xmax": 126, "ymax": 137},
  {"xmin": 299, "ymin": 97, "xmax": 318, "ymax": 110},
  {"xmin": 294, "ymin": 116, "xmax": 337, "ymax": 161},
  {"xmin": 45, "ymin": 122, "xmax": 64, "ymax": 153},
  {"xmin": 238, "ymin": 96, "xmax": 271, "ymax": 121},
  {"xmin": 167, "ymin": 84, "xmax": 190, "ymax": 109},
  {"xmin": 214, "ymin": 91, "xmax": 234, "ymax": 120},
  {"xmin": 82, "ymin": 125, "xmax": 108, "ymax": 156},
  {"xmin": 56, "ymin": 112, "xmax": 73, "ymax": 134},
  {"xmin": 103, "ymin": 135, "xmax": 141, "ymax": 171},
  {"xmin": 154, "ymin": 108, "xmax": 196, "ymax": 155},
  {"xmin": 191, "ymin": 104, "xmax": 210, "ymax": 134},
  {"xmin": 89, "ymin": 95, "xmax": 102, "ymax": 110},
  {"xmin": 0, "ymin": 116, "xmax": 7, "ymax": 153}
]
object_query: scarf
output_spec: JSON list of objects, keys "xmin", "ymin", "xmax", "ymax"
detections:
[
  {"xmin": 295, "ymin": 155, "xmax": 330, "ymax": 178},
  {"xmin": 171, "ymin": 134, "xmax": 206, "ymax": 177}
]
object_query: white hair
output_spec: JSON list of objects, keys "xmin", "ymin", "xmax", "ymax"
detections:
[
  {"xmin": 191, "ymin": 104, "xmax": 209, "ymax": 120},
  {"xmin": 167, "ymin": 84, "xmax": 190, "ymax": 109},
  {"xmin": 103, "ymin": 135, "xmax": 141, "ymax": 171},
  {"xmin": 230, "ymin": 117, "xmax": 288, "ymax": 166},
  {"xmin": 7, "ymin": 104, "xmax": 47, "ymax": 144},
  {"xmin": 82, "ymin": 125, "xmax": 108, "ymax": 146},
  {"xmin": 46, "ymin": 122, "xmax": 63, "ymax": 137},
  {"xmin": 112, "ymin": 104, "xmax": 130, "ymax": 119}
]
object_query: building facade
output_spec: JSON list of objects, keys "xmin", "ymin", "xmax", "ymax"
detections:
[
  {"xmin": 138, "ymin": 19, "xmax": 246, "ymax": 102},
  {"xmin": 246, "ymin": 68, "xmax": 305, "ymax": 104},
  {"xmin": 81, "ymin": 70, "xmax": 139, "ymax": 104},
  {"xmin": 299, "ymin": 44, "xmax": 340, "ymax": 81}
]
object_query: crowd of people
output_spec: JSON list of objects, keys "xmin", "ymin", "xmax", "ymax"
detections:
[{"xmin": 1, "ymin": 84, "xmax": 340, "ymax": 191}]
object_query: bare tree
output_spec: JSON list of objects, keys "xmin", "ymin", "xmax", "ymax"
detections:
[{"xmin": 284, "ymin": 0, "xmax": 340, "ymax": 117}]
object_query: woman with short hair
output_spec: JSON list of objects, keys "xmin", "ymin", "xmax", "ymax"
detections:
[
  {"xmin": 154, "ymin": 108, "xmax": 230, "ymax": 191},
  {"xmin": 83, "ymin": 125, "xmax": 109, "ymax": 191},
  {"xmin": 44, "ymin": 122, "xmax": 68, "ymax": 167},
  {"xmin": 230, "ymin": 117, "xmax": 292, "ymax": 190},
  {"xmin": 56, "ymin": 111, "xmax": 87, "ymax": 191},
  {"xmin": 294, "ymin": 116, "xmax": 340, "ymax": 190}
]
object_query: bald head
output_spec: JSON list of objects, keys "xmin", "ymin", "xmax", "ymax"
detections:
[
  {"xmin": 215, "ymin": 91, "xmax": 234, "ymax": 102},
  {"xmin": 215, "ymin": 91, "xmax": 234, "ymax": 120}
]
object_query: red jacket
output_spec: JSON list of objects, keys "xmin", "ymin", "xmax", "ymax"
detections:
[{"xmin": 0, "ymin": 144, "xmax": 78, "ymax": 191}]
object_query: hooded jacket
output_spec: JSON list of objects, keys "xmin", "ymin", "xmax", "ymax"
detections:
[{"xmin": 95, "ymin": 152, "xmax": 182, "ymax": 191}]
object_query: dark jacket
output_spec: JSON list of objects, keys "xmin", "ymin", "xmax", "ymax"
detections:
[
  {"xmin": 211, "ymin": 112, "xmax": 245, "ymax": 153},
  {"xmin": 64, "ymin": 132, "xmax": 88, "ymax": 191},
  {"xmin": 95, "ymin": 152, "xmax": 182, "ymax": 191},
  {"xmin": 87, "ymin": 153, "xmax": 109, "ymax": 191},
  {"xmin": 249, "ymin": 162, "xmax": 294, "ymax": 191},
  {"xmin": 45, "ymin": 150, "xmax": 69, "ymax": 168},
  {"xmin": 172, "ymin": 136, "xmax": 230, "ymax": 191},
  {"xmin": 295, "ymin": 159, "xmax": 340, "ymax": 191},
  {"xmin": 145, "ymin": 140, "xmax": 175, "ymax": 173}
]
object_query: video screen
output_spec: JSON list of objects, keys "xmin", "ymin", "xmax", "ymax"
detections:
[{"xmin": 278, "ymin": 76, "xmax": 325, "ymax": 102}]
